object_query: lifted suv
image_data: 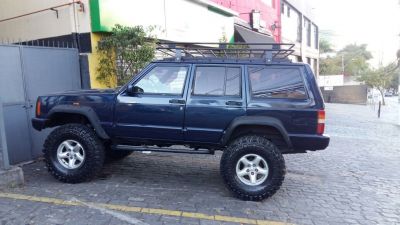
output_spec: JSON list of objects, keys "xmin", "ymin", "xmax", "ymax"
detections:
[{"xmin": 32, "ymin": 43, "xmax": 329, "ymax": 201}]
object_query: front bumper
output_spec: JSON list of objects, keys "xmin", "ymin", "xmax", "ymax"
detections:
[
  {"xmin": 31, "ymin": 118, "xmax": 49, "ymax": 131},
  {"xmin": 289, "ymin": 134, "xmax": 330, "ymax": 152}
]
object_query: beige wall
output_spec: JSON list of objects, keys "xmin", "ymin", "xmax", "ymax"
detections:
[
  {"xmin": 281, "ymin": 4, "xmax": 300, "ymax": 43},
  {"xmin": 94, "ymin": 0, "xmax": 235, "ymax": 43},
  {"xmin": 0, "ymin": 0, "xmax": 91, "ymax": 42},
  {"xmin": 281, "ymin": 0, "xmax": 319, "ymax": 76}
]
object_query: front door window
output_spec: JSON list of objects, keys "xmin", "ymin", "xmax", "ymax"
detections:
[{"xmin": 135, "ymin": 66, "xmax": 188, "ymax": 95}]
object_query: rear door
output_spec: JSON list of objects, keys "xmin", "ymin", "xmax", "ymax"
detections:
[{"xmin": 184, "ymin": 64, "xmax": 246, "ymax": 143}]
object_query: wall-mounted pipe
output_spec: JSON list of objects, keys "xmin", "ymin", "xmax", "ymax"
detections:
[
  {"xmin": 0, "ymin": 97, "xmax": 10, "ymax": 170},
  {"xmin": 0, "ymin": 1, "xmax": 83, "ymax": 23}
]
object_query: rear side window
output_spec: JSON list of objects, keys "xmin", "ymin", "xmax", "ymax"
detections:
[
  {"xmin": 248, "ymin": 66, "xmax": 307, "ymax": 99},
  {"xmin": 193, "ymin": 66, "xmax": 241, "ymax": 96}
]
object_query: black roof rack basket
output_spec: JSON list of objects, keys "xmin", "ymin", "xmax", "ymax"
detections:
[{"xmin": 156, "ymin": 42, "xmax": 295, "ymax": 63}]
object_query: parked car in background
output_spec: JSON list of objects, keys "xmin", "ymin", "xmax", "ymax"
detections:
[{"xmin": 385, "ymin": 91, "xmax": 393, "ymax": 97}]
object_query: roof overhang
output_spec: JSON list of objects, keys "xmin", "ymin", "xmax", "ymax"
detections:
[
  {"xmin": 192, "ymin": 0, "xmax": 238, "ymax": 17},
  {"xmin": 234, "ymin": 24, "xmax": 275, "ymax": 45}
]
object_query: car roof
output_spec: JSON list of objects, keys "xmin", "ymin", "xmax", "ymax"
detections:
[
  {"xmin": 152, "ymin": 59, "xmax": 307, "ymax": 67},
  {"xmin": 155, "ymin": 42, "xmax": 299, "ymax": 65}
]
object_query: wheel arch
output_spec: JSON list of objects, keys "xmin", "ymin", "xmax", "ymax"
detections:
[
  {"xmin": 221, "ymin": 116, "xmax": 292, "ymax": 149},
  {"xmin": 47, "ymin": 105, "xmax": 110, "ymax": 140}
]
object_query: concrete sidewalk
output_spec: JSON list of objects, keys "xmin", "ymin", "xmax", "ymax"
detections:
[{"xmin": 0, "ymin": 99, "xmax": 24, "ymax": 188}]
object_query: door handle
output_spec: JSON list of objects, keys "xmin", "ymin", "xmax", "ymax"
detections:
[
  {"xmin": 225, "ymin": 101, "xmax": 242, "ymax": 106},
  {"xmin": 169, "ymin": 99, "xmax": 186, "ymax": 104}
]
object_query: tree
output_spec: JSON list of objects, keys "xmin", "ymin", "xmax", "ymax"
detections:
[
  {"xmin": 319, "ymin": 43, "xmax": 372, "ymax": 76},
  {"xmin": 389, "ymin": 70, "xmax": 399, "ymax": 92},
  {"xmin": 358, "ymin": 63, "xmax": 398, "ymax": 105},
  {"xmin": 319, "ymin": 38, "xmax": 334, "ymax": 54},
  {"xmin": 319, "ymin": 55, "xmax": 342, "ymax": 75},
  {"xmin": 215, "ymin": 32, "xmax": 249, "ymax": 59},
  {"xmin": 319, "ymin": 39, "xmax": 339, "ymax": 75},
  {"xmin": 337, "ymin": 44, "xmax": 372, "ymax": 76},
  {"xmin": 97, "ymin": 24, "xmax": 157, "ymax": 87}
]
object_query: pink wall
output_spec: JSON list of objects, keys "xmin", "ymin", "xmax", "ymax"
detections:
[{"xmin": 211, "ymin": 0, "xmax": 281, "ymax": 42}]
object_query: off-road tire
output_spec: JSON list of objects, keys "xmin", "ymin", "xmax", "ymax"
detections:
[
  {"xmin": 43, "ymin": 123, "xmax": 105, "ymax": 183},
  {"xmin": 105, "ymin": 149, "xmax": 132, "ymax": 162},
  {"xmin": 220, "ymin": 135, "xmax": 286, "ymax": 201}
]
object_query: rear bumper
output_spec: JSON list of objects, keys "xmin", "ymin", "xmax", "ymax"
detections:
[
  {"xmin": 31, "ymin": 118, "xmax": 49, "ymax": 131},
  {"xmin": 289, "ymin": 134, "xmax": 330, "ymax": 152}
]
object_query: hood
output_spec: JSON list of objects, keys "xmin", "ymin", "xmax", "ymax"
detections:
[
  {"xmin": 51, "ymin": 88, "xmax": 118, "ymax": 96},
  {"xmin": 38, "ymin": 88, "xmax": 119, "ymax": 107}
]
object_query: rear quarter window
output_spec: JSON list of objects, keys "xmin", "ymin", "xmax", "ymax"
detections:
[{"xmin": 248, "ymin": 66, "xmax": 307, "ymax": 99}]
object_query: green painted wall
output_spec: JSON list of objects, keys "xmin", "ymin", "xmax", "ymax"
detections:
[{"xmin": 89, "ymin": 0, "xmax": 104, "ymax": 32}]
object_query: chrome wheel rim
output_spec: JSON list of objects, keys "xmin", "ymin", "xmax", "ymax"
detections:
[
  {"xmin": 236, "ymin": 154, "xmax": 269, "ymax": 186},
  {"xmin": 56, "ymin": 140, "xmax": 85, "ymax": 169}
]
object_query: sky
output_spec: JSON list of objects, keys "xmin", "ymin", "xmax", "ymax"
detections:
[{"xmin": 309, "ymin": 0, "xmax": 400, "ymax": 67}]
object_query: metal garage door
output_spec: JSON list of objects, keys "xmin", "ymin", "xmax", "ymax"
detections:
[{"xmin": 0, "ymin": 44, "xmax": 81, "ymax": 164}]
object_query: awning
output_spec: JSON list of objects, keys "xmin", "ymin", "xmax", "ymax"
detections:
[{"xmin": 234, "ymin": 25, "xmax": 275, "ymax": 45}]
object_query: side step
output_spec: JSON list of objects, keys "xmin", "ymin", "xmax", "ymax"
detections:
[{"xmin": 112, "ymin": 145, "xmax": 214, "ymax": 155}]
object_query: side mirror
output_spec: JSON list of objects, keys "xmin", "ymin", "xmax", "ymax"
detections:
[{"xmin": 127, "ymin": 85, "xmax": 144, "ymax": 95}]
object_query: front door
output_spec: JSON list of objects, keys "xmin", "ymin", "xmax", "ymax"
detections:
[{"xmin": 114, "ymin": 64, "xmax": 190, "ymax": 142}]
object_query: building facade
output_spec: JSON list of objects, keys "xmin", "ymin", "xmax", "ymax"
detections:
[
  {"xmin": 0, "ymin": 0, "xmax": 237, "ymax": 88},
  {"xmin": 0, "ymin": 0, "xmax": 319, "ymax": 88},
  {"xmin": 210, "ymin": 0, "xmax": 320, "ymax": 76},
  {"xmin": 0, "ymin": 0, "xmax": 92, "ymax": 51},
  {"xmin": 211, "ymin": 0, "xmax": 281, "ymax": 43},
  {"xmin": 281, "ymin": 0, "xmax": 319, "ymax": 76},
  {"xmin": 88, "ymin": 0, "xmax": 237, "ymax": 87}
]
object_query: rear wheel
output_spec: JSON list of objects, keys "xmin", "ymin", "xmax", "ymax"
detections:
[
  {"xmin": 43, "ymin": 123, "xmax": 105, "ymax": 183},
  {"xmin": 220, "ymin": 135, "xmax": 286, "ymax": 201}
]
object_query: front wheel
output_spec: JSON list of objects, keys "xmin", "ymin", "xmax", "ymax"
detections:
[
  {"xmin": 43, "ymin": 123, "xmax": 105, "ymax": 183},
  {"xmin": 220, "ymin": 135, "xmax": 286, "ymax": 201}
]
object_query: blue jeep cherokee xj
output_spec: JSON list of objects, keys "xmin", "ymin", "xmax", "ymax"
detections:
[{"xmin": 32, "ymin": 43, "xmax": 329, "ymax": 201}]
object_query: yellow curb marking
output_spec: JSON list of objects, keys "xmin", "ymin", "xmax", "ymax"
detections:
[
  {"xmin": 182, "ymin": 212, "xmax": 214, "ymax": 220},
  {"xmin": 141, "ymin": 208, "xmax": 182, "ymax": 216},
  {"xmin": 97, "ymin": 203, "xmax": 142, "ymax": 213},
  {"xmin": 0, "ymin": 192, "xmax": 291, "ymax": 225},
  {"xmin": 215, "ymin": 215, "xmax": 258, "ymax": 224}
]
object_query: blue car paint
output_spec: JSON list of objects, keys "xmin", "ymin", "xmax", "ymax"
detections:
[
  {"xmin": 184, "ymin": 64, "xmax": 247, "ymax": 143},
  {"xmin": 33, "ymin": 60, "xmax": 329, "ymax": 152}
]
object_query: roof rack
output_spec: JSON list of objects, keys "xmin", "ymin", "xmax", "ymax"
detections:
[{"xmin": 156, "ymin": 42, "xmax": 295, "ymax": 63}]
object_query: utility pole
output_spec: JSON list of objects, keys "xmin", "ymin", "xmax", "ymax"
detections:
[
  {"xmin": 398, "ymin": 33, "xmax": 400, "ymax": 126},
  {"xmin": 397, "ymin": 1, "xmax": 400, "ymax": 126},
  {"xmin": 398, "ymin": 50, "xmax": 400, "ymax": 126},
  {"xmin": 396, "ymin": 38, "xmax": 400, "ymax": 125},
  {"xmin": 341, "ymin": 55, "xmax": 345, "ymax": 75}
]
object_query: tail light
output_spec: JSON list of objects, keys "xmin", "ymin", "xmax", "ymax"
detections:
[
  {"xmin": 317, "ymin": 109, "xmax": 325, "ymax": 135},
  {"xmin": 36, "ymin": 99, "xmax": 41, "ymax": 117}
]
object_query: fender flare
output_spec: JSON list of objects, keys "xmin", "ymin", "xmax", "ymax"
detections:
[
  {"xmin": 48, "ymin": 105, "xmax": 110, "ymax": 139},
  {"xmin": 220, "ymin": 116, "xmax": 292, "ymax": 148}
]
